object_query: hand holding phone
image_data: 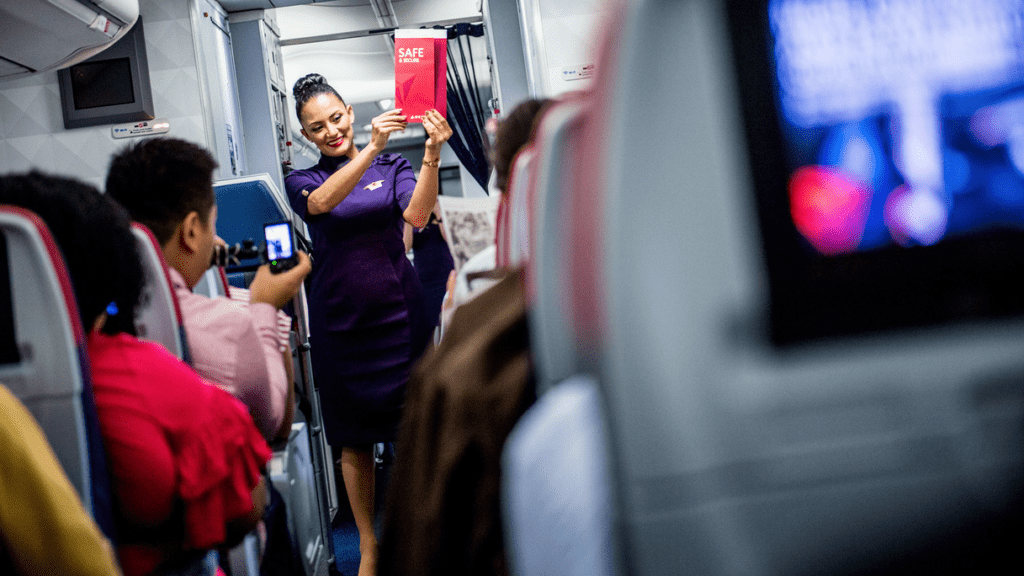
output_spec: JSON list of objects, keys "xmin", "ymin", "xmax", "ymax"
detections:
[{"xmin": 264, "ymin": 221, "xmax": 300, "ymax": 274}]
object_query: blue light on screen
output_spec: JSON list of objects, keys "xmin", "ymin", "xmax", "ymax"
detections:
[{"xmin": 769, "ymin": 0, "xmax": 1024, "ymax": 253}]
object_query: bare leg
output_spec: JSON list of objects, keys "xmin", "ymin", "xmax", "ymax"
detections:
[{"xmin": 340, "ymin": 446, "xmax": 377, "ymax": 576}]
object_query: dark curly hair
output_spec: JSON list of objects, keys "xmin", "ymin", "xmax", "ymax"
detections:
[
  {"xmin": 492, "ymin": 98, "xmax": 552, "ymax": 194},
  {"xmin": 105, "ymin": 138, "xmax": 218, "ymax": 246},
  {"xmin": 0, "ymin": 171, "xmax": 146, "ymax": 336},
  {"xmin": 293, "ymin": 73, "xmax": 345, "ymax": 124}
]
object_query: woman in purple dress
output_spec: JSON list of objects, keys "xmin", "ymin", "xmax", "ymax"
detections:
[{"xmin": 284, "ymin": 73, "xmax": 452, "ymax": 576}]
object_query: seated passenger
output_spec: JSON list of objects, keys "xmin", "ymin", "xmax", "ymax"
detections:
[
  {"xmin": 0, "ymin": 172, "xmax": 270, "ymax": 576},
  {"xmin": 105, "ymin": 138, "xmax": 311, "ymax": 442},
  {"xmin": 439, "ymin": 98, "xmax": 551, "ymax": 332},
  {"xmin": 0, "ymin": 383, "xmax": 122, "ymax": 576}
]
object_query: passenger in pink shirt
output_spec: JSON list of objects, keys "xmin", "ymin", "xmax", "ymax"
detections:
[{"xmin": 106, "ymin": 138, "xmax": 312, "ymax": 441}]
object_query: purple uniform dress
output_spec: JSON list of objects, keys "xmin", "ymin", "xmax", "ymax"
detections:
[{"xmin": 285, "ymin": 152, "xmax": 430, "ymax": 446}]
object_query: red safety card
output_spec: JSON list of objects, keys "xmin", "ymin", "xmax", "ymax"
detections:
[{"xmin": 395, "ymin": 30, "xmax": 447, "ymax": 122}]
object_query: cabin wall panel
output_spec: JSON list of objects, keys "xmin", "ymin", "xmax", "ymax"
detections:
[
  {"xmin": 0, "ymin": 0, "xmax": 210, "ymax": 191},
  {"xmin": 519, "ymin": 0, "xmax": 607, "ymax": 98},
  {"xmin": 484, "ymin": 0, "xmax": 530, "ymax": 114}
]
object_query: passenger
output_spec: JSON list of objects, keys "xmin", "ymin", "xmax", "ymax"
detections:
[
  {"xmin": 284, "ymin": 73, "xmax": 452, "ymax": 576},
  {"xmin": 0, "ymin": 172, "xmax": 270, "ymax": 576},
  {"xmin": 404, "ymin": 201, "xmax": 455, "ymax": 333},
  {"xmin": 105, "ymin": 138, "xmax": 311, "ymax": 442},
  {"xmin": 439, "ymin": 97, "xmax": 552, "ymax": 330},
  {"xmin": 492, "ymin": 99, "xmax": 552, "ymax": 200},
  {"xmin": 0, "ymin": 383, "xmax": 122, "ymax": 576}
]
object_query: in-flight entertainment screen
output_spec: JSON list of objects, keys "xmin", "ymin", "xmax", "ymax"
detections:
[{"xmin": 728, "ymin": 0, "xmax": 1024, "ymax": 343}]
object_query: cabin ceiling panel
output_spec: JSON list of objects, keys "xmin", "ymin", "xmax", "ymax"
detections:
[
  {"xmin": 217, "ymin": 1, "xmax": 358, "ymax": 11},
  {"xmin": 273, "ymin": 3, "xmax": 384, "ymax": 41},
  {"xmin": 220, "ymin": 0, "xmax": 482, "ymax": 18},
  {"xmin": 272, "ymin": 0, "xmax": 482, "ymax": 42},
  {"xmin": 392, "ymin": 0, "xmax": 480, "ymax": 27},
  {"xmin": 282, "ymin": 35, "xmax": 394, "ymax": 104}
]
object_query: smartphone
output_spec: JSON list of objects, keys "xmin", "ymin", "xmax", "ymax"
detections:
[{"xmin": 264, "ymin": 221, "xmax": 299, "ymax": 274}]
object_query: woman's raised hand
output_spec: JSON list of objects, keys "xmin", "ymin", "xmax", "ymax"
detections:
[
  {"xmin": 423, "ymin": 109, "xmax": 453, "ymax": 152},
  {"xmin": 369, "ymin": 109, "xmax": 409, "ymax": 153}
]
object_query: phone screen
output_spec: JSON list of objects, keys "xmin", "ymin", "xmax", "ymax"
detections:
[{"xmin": 264, "ymin": 222, "xmax": 295, "ymax": 270}]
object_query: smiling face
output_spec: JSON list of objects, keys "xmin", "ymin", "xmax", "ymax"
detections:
[{"xmin": 299, "ymin": 93, "xmax": 356, "ymax": 158}]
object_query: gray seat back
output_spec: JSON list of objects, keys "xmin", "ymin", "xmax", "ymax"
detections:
[
  {"xmin": 526, "ymin": 96, "xmax": 590, "ymax": 394},
  {"xmin": 0, "ymin": 206, "xmax": 96, "ymax": 520},
  {"xmin": 131, "ymin": 223, "xmax": 186, "ymax": 360}
]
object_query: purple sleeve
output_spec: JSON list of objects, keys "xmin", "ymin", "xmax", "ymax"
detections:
[
  {"xmin": 393, "ymin": 156, "xmax": 416, "ymax": 212},
  {"xmin": 284, "ymin": 169, "xmax": 320, "ymax": 221}
]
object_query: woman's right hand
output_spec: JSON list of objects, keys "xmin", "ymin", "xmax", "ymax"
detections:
[{"xmin": 368, "ymin": 109, "xmax": 409, "ymax": 154}]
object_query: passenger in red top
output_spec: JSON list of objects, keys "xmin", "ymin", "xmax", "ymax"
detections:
[{"xmin": 0, "ymin": 172, "xmax": 270, "ymax": 576}]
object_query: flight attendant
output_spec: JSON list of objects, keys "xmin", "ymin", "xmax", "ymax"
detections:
[{"xmin": 284, "ymin": 73, "xmax": 452, "ymax": 576}]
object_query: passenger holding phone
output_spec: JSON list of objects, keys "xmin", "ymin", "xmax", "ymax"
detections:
[
  {"xmin": 106, "ymin": 138, "xmax": 312, "ymax": 442},
  {"xmin": 285, "ymin": 73, "xmax": 452, "ymax": 576}
]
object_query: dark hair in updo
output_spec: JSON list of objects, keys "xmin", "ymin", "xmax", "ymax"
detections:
[{"xmin": 293, "ymin": 73, "xmax": 345, "ymax": 123}]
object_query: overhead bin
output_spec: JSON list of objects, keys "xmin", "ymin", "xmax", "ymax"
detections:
[{"xmin": 0, "ymin": 0, "xmax": 139, "ymax": 81}]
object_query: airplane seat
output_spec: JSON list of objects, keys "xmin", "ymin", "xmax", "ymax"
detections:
[
  {"xmin": 266, "ymin": 422, "xmax": 321, "ymax": 576},
  {"xmin": 582, "ymin": 0, "xmax": 1024, "ymax": 574},
  {"xmin": 132, "ymin": 224, "xmax": 240, "ymax": 575},
  {"xmin": 525, "ymin": 95, "xmax": 592, "ymax": 394},
  {"xmin": 0, "ymin": 205, "xmax": 118, "ymax": 543},
  {"xmin": 498, "ymin": 145, "xmax": 537, "ymax": 269},
  {"xmin": 214, "ymin": 174, "xmax": 308, "ymax": 293},
  {"xmin": 501, "ymin": 103, "xmax": 626, "ymax": 576},
  {"xmin": 131, "ymin": 222, "xmax": 190, "ymax": 362},
  {"xmin": 133, "ymin": 220, "xmax": 289, "ymax": 576},
  {"xmin": 502, "ymin": 373, "xmax": 618, "ymax": 576},
  {"xmin": 213, "ymin": 173, "xmax": 336, "ymax": 576},
  {"xmin": 193, "ymin": 266, "xmax": 231, "ymax": 299},
  {"xmin": 214, "ymin": 174, "xmax": 306, "ymax": 266},
  {"xmin": 503, "ymin": 8, "xmax": 629, "ymax": 575}
]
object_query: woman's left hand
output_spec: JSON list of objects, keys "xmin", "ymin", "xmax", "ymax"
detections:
[{"xmin": 423, "ymin": 109, "xmax": 453, "ymax": 151}]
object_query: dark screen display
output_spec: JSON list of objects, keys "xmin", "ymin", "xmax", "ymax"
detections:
[
  {"xmin": 70, "ymin": 58, "xmax": 135, "ymax": 110},
  {"xmin": 768, "ymin": 0, "xmax": 1024, "ymax": 256}
]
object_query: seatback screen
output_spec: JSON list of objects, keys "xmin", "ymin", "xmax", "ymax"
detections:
[
  {"xmin": 770, "ymin": 0, "xmax": 1024, "ymax": 255},
  {"xmin": 728, "ymin": 0, "xmax": 1024, "ymax": 343}
]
